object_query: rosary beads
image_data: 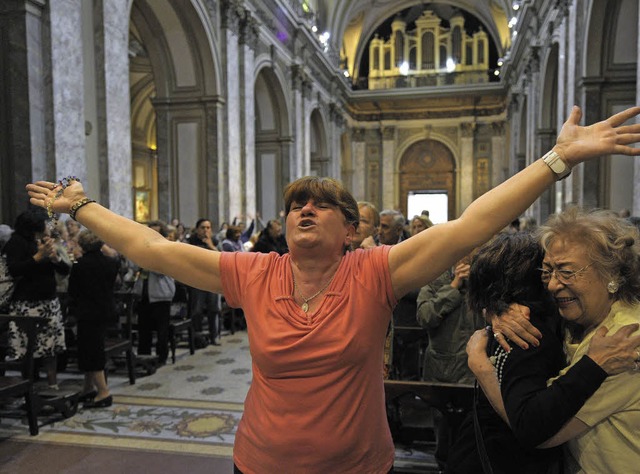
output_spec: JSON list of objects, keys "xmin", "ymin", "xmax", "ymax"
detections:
[{"xmin": 46, "ymin": 176, "xmax": 80, "ymax": 229}]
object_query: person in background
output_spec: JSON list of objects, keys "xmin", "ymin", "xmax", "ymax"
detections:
[
  {"xmin": 4, "ymin": 208, "xmax": 69, "ymax": 388},
  {"xmin": 221, "ymin": 226, "xmax": 244, "ymax": 252},
  {"xmin": 378, "ymin": 209, "xmax": 408, "ymax": 245},
  {"xmin": 68, "ymin": 230, "xmax": 119, "ymax": 408},
  {"xmin": 135, "ymin": 220, "xmax": 176, "ymax": 365},
  {"xmin": 417, "ymin": 248, "xmax": 483, "ymax": 467},
  {"xmin": 410, "ymin": 214, "xmax": 433, "ymax": 236},
  {"xmin": 252, "ymin": 219, "xmax": 288, "ymax": 255},
  {"xmin": 165, "ymin": 224, "xmax": 178, "ymax": 242},
  {"xmin": 26, "ymin": 106, "xmax": 640, "ymax": 473},
  {"xmin": 187, "ymin": 218, "xmax": 220, "ymax": 346},
  {"xmin": 352, "ymin": 201, "xmax": 380, "ymax": 250}
]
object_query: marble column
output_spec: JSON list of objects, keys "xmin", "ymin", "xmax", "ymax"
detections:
[
  {"xmin": 222, "ymin": 0, "xmax": 243, "ymax": 221},
  {"xmin": 381, "ymin": 127, "xmax": 395, "ymax": 210},
  {"xmin": 329, "ymin": 103, "xmax": 345, "ymax": 179},
  {"xmin": 0, "ymin": 0, "xmax": 46, "ymax": 223},
  {"xmin": 526, "ymin": 48, "xmax": 541, "ymax": 219},
  {"xmin": 240, "ymin": 13, "xmax": 258, "ymax": 220},
  {"xmin": 459, "ymin": 123, "xmax": 474, "ymax": 212},
  {"xmin": 351, "ymin": 128, "xmax": 366, "ymax": 200},
  {"xmin": 96, "ymin": 0, "xmax": 133, "ymax": 217},
  {"xmin": 291, "ymin": 65, "xmax": 305, "ymax": 179},
  {"xmin": 302, "ymin": 79, "xmax": 313, "ymax": 176},
  {"xmin": 49, "ymin": 0, "xmax": 86, "ymax": 183}
]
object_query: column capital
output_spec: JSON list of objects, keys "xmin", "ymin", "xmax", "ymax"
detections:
[
  {"xmin": 291, "ymin": 64, "xmax": 305, "ymax": 91},
  {"xmin": 491, "ymin": 121, "xmax": 505, "ymax": 136},
  {"xmin": 460, "ymin": 122, "xmax": 475, "ymax": 138},
  {"xmin": 382, "ymin": 127, "xmax": 395, "ymax": 141},
  {"xmin": 221, "ymin": 0, "xmax": 244, "ymax": 34},
  {"xmin": 240, "ymin": 11, "xmax": 260, "ymax": 50},
  {"xmin": 352, "ymin": 128, "xmax": 366, "ymax": 142}
]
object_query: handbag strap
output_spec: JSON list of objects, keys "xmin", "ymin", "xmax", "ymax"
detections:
[{"xmin": 473, "ymin": 381, "xmax": 494, "ymax": 474}]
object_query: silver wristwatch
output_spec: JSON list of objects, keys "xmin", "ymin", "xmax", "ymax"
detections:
[{"xmin": 542, "ymin": 150, "xmax": 571, "ymax": 180}]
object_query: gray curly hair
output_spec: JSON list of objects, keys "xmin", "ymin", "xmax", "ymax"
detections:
[{"xmin": 537, "ymin": 207, "xmax": 640, "ymax": 305}]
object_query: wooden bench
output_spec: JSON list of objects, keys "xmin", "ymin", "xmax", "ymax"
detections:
[
  {"xmin": 0, "ymin": 314, "xmax": 45, "ymax": 435},
  {"xmin": 62, "ymin": 290, "xmax": 137, "ymax": 384},
  {"xmin": 168, "ymin": 300, "xmax": 194, "ymax": 364}
]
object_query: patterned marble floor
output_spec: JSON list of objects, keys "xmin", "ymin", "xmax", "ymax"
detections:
[{"xmin": 0, "ymin": 330, "xmax": 438, "ymax": 473}]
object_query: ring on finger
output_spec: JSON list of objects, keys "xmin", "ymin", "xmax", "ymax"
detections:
[{"xmin": 494, "ymin": 332, "xmax": 501, "ymax": 339}]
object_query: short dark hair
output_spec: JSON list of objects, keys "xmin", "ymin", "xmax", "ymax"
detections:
[
  {"xmin": 468, "ymin": 232, "xmax": 553, "ymax": 318},
  {"xmin": 195, "ymin": 218, "xmax": 211, "ymax": 229},
  {"xmin": 283, "ymin": 177, "xmax": 359, "ymax": 229},
  {"xmin": 14, "ymin": 207, "xmax": 47, "ymax": 240},
  {"xmin": 148, "ymin": 220, "xmax": 168, "ymax": 237},
  {"xmin": 78, "ymin": 230, "xmax": 104, "ymax": 253}
]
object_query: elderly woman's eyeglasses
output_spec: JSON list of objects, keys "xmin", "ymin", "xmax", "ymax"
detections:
[{"xmin": 538, "ymin": 263, "xmax": 593, "ymax": 285}]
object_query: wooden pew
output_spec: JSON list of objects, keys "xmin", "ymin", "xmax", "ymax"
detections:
[
  {"xmin": 0, "ymin": 314, "xmax": 45, "ymax": 435},
  {"xmin": 384, "ymin": 379, "xmax": 474, "ymax": 466}
]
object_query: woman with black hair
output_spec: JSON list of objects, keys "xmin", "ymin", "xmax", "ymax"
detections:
[
  {"xmin": 4, "ymin": 208, "xmax": 69, "ymax": 388},
  {"xmin": 68, "ymin": 230, "xmax": 119, "ymax": 407}
]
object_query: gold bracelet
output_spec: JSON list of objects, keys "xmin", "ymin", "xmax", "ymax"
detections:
[{"xmin": 69, "ymin": 198, "xmax": 96, "ymax": 221}]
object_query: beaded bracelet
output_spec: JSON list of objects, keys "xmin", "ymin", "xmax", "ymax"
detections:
[
  {"xmin": 69, "ymin": 197, "xmax": 96, "ymax": 221},
  {"xmin": 47, "ymin": 176, "xmax": 80, "ymax": 229}
]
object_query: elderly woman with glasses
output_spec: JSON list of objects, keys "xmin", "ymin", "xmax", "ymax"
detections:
[{"xmin": 469, "ymin": 207, "xmax": 640, "ymax": 473}]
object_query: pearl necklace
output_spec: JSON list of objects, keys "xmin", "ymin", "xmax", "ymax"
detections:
[
  {"xmin": 490, "ymin": 344, "xmax": 511, "ymax": 386},
  {"xmin": 291, "ymin": 265, "xmax": 338, "ymax": 313}
]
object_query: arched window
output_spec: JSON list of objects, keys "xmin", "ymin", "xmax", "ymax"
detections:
[
  {"xmin": 439, "ymin": 45, "xmax": 447, "ymax": 68},
  {"xmin": 466, "ymin": 43, "xmax": 473, "ymax": 65},
  {"xmin": 477, "ymin": 40, "xmax": 485, "ymax": 63},
  {"xmin": 373, "ymin": 47, "xmax": 380, "ymax": 69},
  {"xmin": 421, "ymin": 32, "xmax": 434, "ymax": 69},
  {"xmin": 384, "ymin": 49, "xmax": 391, "ymax": 69}
]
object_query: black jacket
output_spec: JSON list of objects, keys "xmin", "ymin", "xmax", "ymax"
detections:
[{"xmin": 68, "ymin": 249, "xmax": 119, "ymax": 322}]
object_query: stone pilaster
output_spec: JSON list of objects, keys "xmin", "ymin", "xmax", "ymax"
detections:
[
  {"xmin": 490, "ymin": 122, "xmax": 506, "ymax": 186},
  {"xmin": 381, "ymin": 127, "xmax": 395, "ymax": 210},
  {"xmin": 351, "ymin": 128, "xmax": 366, "ymax": 200},
  {"xmin": 291, "ymin": 65, "xmax": 305, "ymax": 178},
  {"xmin": 240, "ymin": 11, "xmax": 257, "ymax": 219},
  {"xmin": 459, "ymin": 122, "xmax": 474, "ymax": 211}
]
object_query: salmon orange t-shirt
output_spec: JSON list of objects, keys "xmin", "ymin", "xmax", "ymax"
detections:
[{"xmin": 221, "ymin": 246, "xmax": 396, "ymax": 473}]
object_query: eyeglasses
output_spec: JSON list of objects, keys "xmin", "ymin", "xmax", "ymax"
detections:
[{"xmin": 538, "ymin": 263, "xmax": 593, "ymax": 285}]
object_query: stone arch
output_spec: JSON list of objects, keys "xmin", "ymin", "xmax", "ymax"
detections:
[
  {"xmin": 254, "ymin": 66, "xmax": 291, "ymax": 221},
  {"xmin": 129, "ymin": 0, "xmax": 221, "ymax": 226},
  {"xmin": 397, "ymin": 139, "xmax": 456, "ymax": 221}
]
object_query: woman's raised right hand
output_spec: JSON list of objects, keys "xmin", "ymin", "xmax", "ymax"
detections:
[{"xmin": 26, "ymin": 180, "xmax": 88, "ymax": 216}]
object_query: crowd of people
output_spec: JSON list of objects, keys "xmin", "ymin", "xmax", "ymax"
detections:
[{"xmin": 1, "ymin": 105, "xmax": 639, "ymax": 472}]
